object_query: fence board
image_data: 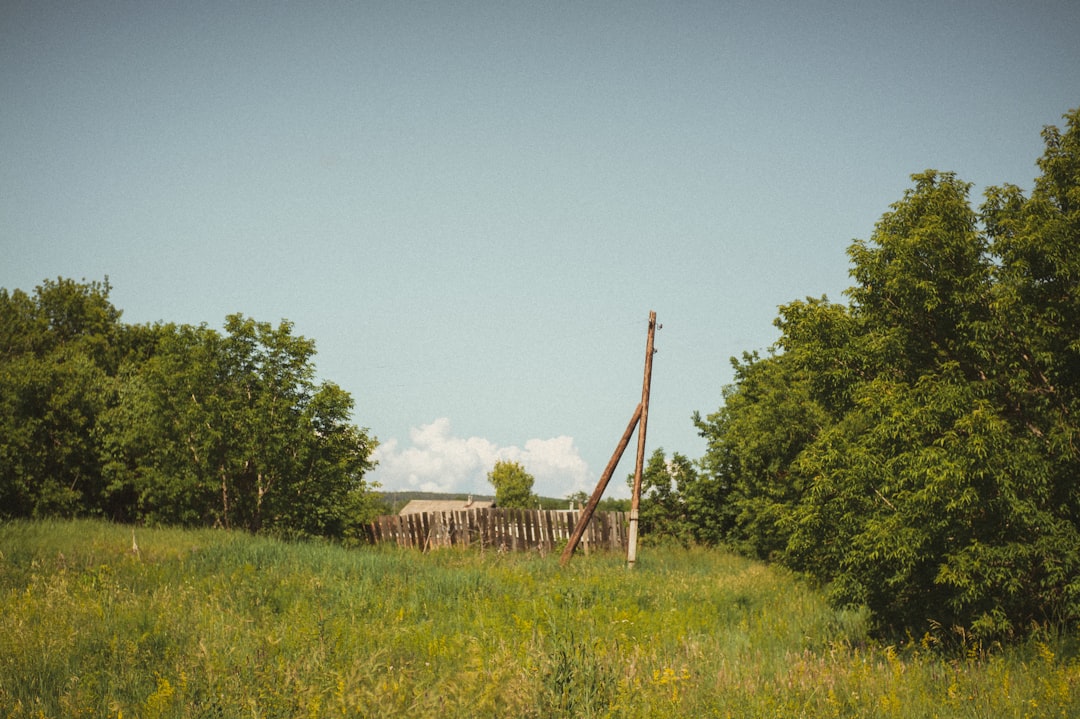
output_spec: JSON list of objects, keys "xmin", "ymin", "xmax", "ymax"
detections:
[{"xmin": 523, "ymin": 510, "xmax": 534, "ymax": 548}]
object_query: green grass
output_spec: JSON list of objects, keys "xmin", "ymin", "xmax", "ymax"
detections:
[{"xmin": 1, "ymin": 520, "xmax": 1077, "ymax": 718}]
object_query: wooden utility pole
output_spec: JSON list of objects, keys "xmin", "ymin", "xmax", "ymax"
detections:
[
  {"xmin": 559, "ymin": 403, "xmax": 642, "ymax": 565},
  {"xmin": 626, "ymin": 310, "xmax": 657, "ymax": 569}
]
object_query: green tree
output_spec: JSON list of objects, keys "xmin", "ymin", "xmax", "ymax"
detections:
[
  {"xmin": 0, "ymin": 278, "xmax": 122, "ymax": 518},
  {"xmin": 99, "ymin": 322, "xmax": 230, "ymax": 526},
  {"xmin": 627, "ymin": 448, "xmax": 697, "ymax": 544},
  {"xmin": 100, "ymin": 315, "xmax": 378, "ymax": 536},
  {"xmin": 693, "ymin": 334, "xmax": 837, "ymax": 558},
  {"xmin": 783, "ymin": 170, "xmax": 999, "ymax": 630},
  {"xmin": 565, "ymin": 491, "xmax": 631, "ymax": 512},
  {"xmin": 566, "ymin": 490, "xmax": 589, "ymax": 508},
  {"xmin": 694, "ymin": 108, "xmax": 1080, "ymax": 639},
  {"xmin": 487, "ymin": 460, "xmax": 538, "ymax": 508},
  {"xmin": 276, "ymin": 380, "xmax": 380, "ymax": 538},
  {"xmin": 846, "ymin": 170, "xmax": 992, "ymax": 381},
  {"xmin": 0, "ymin": 277, "xmax": 380, "ymax": 538}
]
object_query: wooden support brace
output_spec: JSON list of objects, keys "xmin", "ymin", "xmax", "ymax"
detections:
[{"xmin": 560, "ymin": 402, "xmax": 643, "ymax": 565}]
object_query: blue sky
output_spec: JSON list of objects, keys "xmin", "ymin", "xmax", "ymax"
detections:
[{"xmin": 3, "ymin": 1, "xmax": 1078, "ymax": 499}]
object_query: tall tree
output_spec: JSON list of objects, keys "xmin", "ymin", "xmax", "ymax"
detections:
[
  {"xmin": 0, "ymin": 278, "xmax": 121, "ymax": 518},
  {"xmin": 99, "ymin": 322, "xmax": 229, "ymax": 526},
  {"xmin": 100, "ymin": 315, "xmax": 378, "ymax": 536},
  {"xmin": 695, "ymin": 108, "xmax": 1080, "ymax": 638},
  {"xmin": 847, "ymin": 171, "xmax": 992, "ymax": 381}
]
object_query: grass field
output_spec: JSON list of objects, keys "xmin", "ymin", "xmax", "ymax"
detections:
[{"xmin": 1, "ymin": 520, "xmax": 1077, "ymax": 718}]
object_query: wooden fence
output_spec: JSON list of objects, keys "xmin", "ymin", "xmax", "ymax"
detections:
[{"xmin": 367, "ymin": 508, "xmax": 628, "ymax": 553}]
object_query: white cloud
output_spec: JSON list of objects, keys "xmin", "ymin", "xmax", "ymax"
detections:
[{"xmin": 369, "ymin": 417, "xmax": 592, "ymax": 499}]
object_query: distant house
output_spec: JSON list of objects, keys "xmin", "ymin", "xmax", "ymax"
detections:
[{"xmin": 398, "ymin": 496, "xmax": 494, "ymax": 516}]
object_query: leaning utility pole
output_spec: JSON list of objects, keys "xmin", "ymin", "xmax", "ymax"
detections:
[
  {"xmin": 560, "ymin": 310, "xmax": 659, "ymax": 566},
  {"xmin": 626, "ymin": 310, "xmax": 657, "ymax": 569}
]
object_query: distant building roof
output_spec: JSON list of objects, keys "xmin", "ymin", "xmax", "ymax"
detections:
[{"xmin": 398, "ymin": 497, "xmax": 494, "ymax": 516}]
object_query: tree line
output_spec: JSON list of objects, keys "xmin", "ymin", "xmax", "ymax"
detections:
[
  {"xmin": 632, "ymin": 107, "xmax": 1080, "ymax": 639},
  {"xmin": 0, "ymin": 280, "xmax": 379, "ymax": 540}
]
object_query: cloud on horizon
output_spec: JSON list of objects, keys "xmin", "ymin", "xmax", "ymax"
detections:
[{"xmin": 369, "ymin": 417, "xmax": 592, "ymax": 499}]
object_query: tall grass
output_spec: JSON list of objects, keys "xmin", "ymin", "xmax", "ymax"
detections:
[{"xmin": 0, "ymin": 519, "xmax": 1076, "ymax": 717}]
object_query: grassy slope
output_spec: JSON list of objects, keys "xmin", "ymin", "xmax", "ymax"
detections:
[{"xmin": 0, "ymin": 520, "xmax": 1076, "ymax": 718}]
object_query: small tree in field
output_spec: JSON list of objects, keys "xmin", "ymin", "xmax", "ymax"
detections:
[{"xmin": 487, "ymin": 460, "xmax": 538, "ymax": 508}]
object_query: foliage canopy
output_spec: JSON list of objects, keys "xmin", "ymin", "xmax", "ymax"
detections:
[
  {"xmin": 0, "ymin": 280, "xmax": 378, "ymax": 538},
  {"xmin": 691, "ymin": 108, "xmax": 1080, "ymax": 639},
  {"xmin": 487, "ymin": 460, "xmax": 539, "ymax": 508}
]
